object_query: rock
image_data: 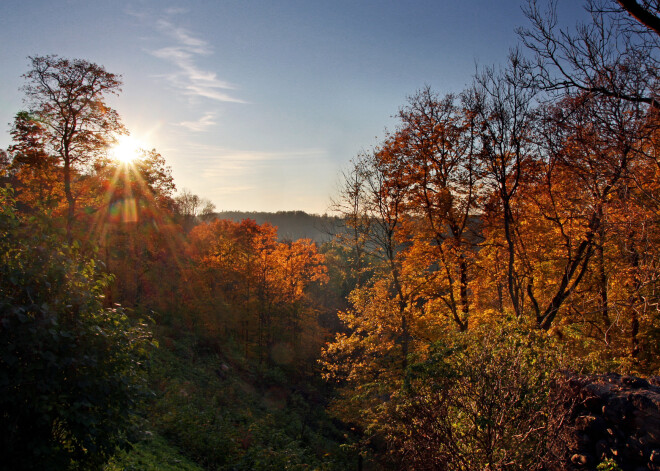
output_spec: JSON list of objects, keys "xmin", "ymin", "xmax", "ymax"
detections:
[
  {"xmin": 622, "ymin": 376, "xmax": 649, "ymax": 389},
  {"xmin": 559, "ymin": 373, "xmax": 660, "ymax": 471}
]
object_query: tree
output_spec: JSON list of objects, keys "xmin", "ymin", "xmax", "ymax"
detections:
[
  {"xmin": 186, "ymin": 219, "xmax": 328, "ymax": 364},
  {"xmin": 617, "ymin": 0, "xmax": 660, "ymax": 35},
  {"xmin": 517, "ymin": 1, "xmax": 660, "ymax": 348},
  {"xmin": 6, "ymin": 111, "xmax": 62, "ymax": 212},
  {"xmin": 526, "ymin": 90, "xmax": 651, "ymax": 332},
  {"xmin": 272, "ymin": 238, "xmax": 328, "ymax": 353},
  {"xmin": 354, "ymin": 148, "xmax": 414, "ymax": 372},
  {"xmin": 322, "ymin": 90, "xmax": 485, "ymax": 432},
  {"xmin": 90, "ymin": 149, "xmax": 178, "ymax": 308},
  {"xmin": 20, "ymin": 55, "xmax": 125, "ymax": 239},
  {"xmin": 466, "ymin": 52, "xmax": 538, "ymax": 320},
  {"xmin": 519, "ymin": 0, "xmax": 660, "ymax": 107},
  {"xmin": 385, "ymin": 87, "xmax": 483, "ymax": 331},
  {"xmin": 174, "ymin": 188, "xmax": 216, "ymax": 231},
  {"xmin": 330, "ymin": 160, "xmax": 373, "ymax": 287}
]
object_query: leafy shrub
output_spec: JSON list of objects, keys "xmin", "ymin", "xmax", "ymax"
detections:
[
  {"xmin": 0, "ymin": 189, "xmax": 154, "ymax": 470},
  {"xmin": 381, "ymin": 324, "xmax": 573, "ymax": 470},
  {"xmin": 104, "ymin": 434, "xmax": 204, "ymax": 471},
  {"xmin": 597, "ymin": 458, "xmax": 623, "ymax": 471}
]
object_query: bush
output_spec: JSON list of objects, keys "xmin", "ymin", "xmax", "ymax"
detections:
[
  {"xmin": 381, "ymin": 324, "xmax": 573, "ymax": 470},
  {"xmin": 0, "ymin": 189, "xmax": 154, "ymax": 470}
]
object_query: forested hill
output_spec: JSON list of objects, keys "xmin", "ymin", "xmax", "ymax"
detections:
[{"xmin": 213, "ymin": 211, "xmax": 342, "ymax": 244}]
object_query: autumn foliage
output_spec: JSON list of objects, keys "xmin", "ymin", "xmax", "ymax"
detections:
[
  {"xmin": 184, "ymin": 219, "xmax": 328, "ymax": 364},
  {"xmin": 6, "ymin": 2, "xmax": 660, "ymax": 466},
  {"xmin": 321, "ymin": 47, "xmax": 660, "ymax": 468}
]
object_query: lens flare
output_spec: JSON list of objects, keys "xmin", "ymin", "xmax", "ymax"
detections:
[{"xmin": 110, "ymin": 135, "xmax": 143, "ymax": 164}]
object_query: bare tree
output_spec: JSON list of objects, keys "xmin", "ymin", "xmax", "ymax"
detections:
[
  {"xmin": 519, "ymin": 0, "xmax": 660, "ymax": 107},
  {"xmin": 330, "ymin": 159, "xmax": 372, "ymax": 286},
  {"xmin": 174, "ymin": 188, "xmax": 216, "ymax": 230}
]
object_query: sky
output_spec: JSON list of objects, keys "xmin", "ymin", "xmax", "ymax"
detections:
[{"xmin": 0, "ymin": 0, "xmax": 587, "ymax": 213}]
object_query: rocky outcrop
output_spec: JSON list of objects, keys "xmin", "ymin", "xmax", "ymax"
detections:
[{"xmin": 564, "ymin": 373, "xmax": 660, "ymax": 471}]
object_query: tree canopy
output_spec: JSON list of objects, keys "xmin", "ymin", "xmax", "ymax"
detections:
[{"xmin": 19, "ymin": 55, "xmax": 125, "ymax": 238}]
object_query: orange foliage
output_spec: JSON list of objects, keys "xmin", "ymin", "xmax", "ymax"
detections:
[{"xmin": 186, "ymin": 219, "xmax": 328, "ymax": 365}]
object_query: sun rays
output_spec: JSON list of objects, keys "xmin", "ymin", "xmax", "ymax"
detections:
[
  {"xmin": 110, "ymin": 135, "xmax": 145, "ymax": 165},
  {"xmin": 87, "ymin": 145, "xmax": 190, "ymax": 303}
]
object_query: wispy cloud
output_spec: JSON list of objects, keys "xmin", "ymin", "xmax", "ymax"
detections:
[
  {"xmin": 156, "ymin": 19, "xmax": 208, "ymax": 50},
  {"xmin": 178, "ymin": 143, "xmax": 326, "ymax": 177},
  {"xmin": 178, "ymin": 112, "xmax": 218, "ymax": 132},
  {"xmin": 164, "ymin": 7, "xmax": 188, "ymax": 16},
  {"xmin": 185, "ymin": 143, "xmax": 325, "ymax": 162},
  {"xmin": 146, "ymin": 12, "xmax": 244, "ymax": 104}
]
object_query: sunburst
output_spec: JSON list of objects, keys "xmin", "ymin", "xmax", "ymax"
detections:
[{"xmin": 110, "ymin": 135, "xmax": 144, "ymax": 164}]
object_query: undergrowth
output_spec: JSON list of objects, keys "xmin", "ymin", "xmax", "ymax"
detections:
[{"xmin": 108, "ymin": 326, "xmax": 357, "ymax": 470}]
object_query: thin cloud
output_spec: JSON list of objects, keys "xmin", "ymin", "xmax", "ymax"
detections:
[
  {"xmin": 147, "ymin": 13, "xmax": 244, "ymax": 103},
  {"xmin": 177, "ymin": 143, "xmax": 326, "ymax": 177},
  {"xmin": 178, "ymin": 112, "xmax": 217, "ymax": 132},
  {"xmin": 164, "ymin": 7, "xmax": 188, "ymax": 16},
  {"xmin": 212, "ymin": 185, "xmax": 256, "ymax": 196},
  {"xmin": 185, "ymin": 143, "xmax": 326, "ymax": 162},
  {"xmin": 156, "ymin": 19, "xmax": 208, "ymax": 50}
]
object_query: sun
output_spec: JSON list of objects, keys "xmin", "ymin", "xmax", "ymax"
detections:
[{"xmin": 110, "ymin": 135, "xmax": 144, "ymax": 164}]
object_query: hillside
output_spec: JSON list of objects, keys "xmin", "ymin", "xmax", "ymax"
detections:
[{"xmin": 213, "ymin": 211, "xmax": 343, "ymax": 244}]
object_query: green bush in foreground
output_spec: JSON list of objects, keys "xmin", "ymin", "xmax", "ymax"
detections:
[{"xmin": 0, "ymin": 189, "xmax": 154, "ymax": 470}]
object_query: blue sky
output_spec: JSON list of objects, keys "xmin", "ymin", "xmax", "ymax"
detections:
[{"xmin": 0, "ymin": 0, "xmax": 586, "ymax": 213}]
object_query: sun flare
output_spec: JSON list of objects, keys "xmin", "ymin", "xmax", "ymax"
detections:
[{"xmin": 110, "ymin": 135, "xmax": 144, "ymax": 164}]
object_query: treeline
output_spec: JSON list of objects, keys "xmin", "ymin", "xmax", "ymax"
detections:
[{"xmin": 213, "ymin": 210, "xmax": 342, "ymax": 244}]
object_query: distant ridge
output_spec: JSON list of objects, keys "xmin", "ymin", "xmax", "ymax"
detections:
[{"xmin": 213, "ymin": 210, "xmax": 342, "ymax": 244}]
